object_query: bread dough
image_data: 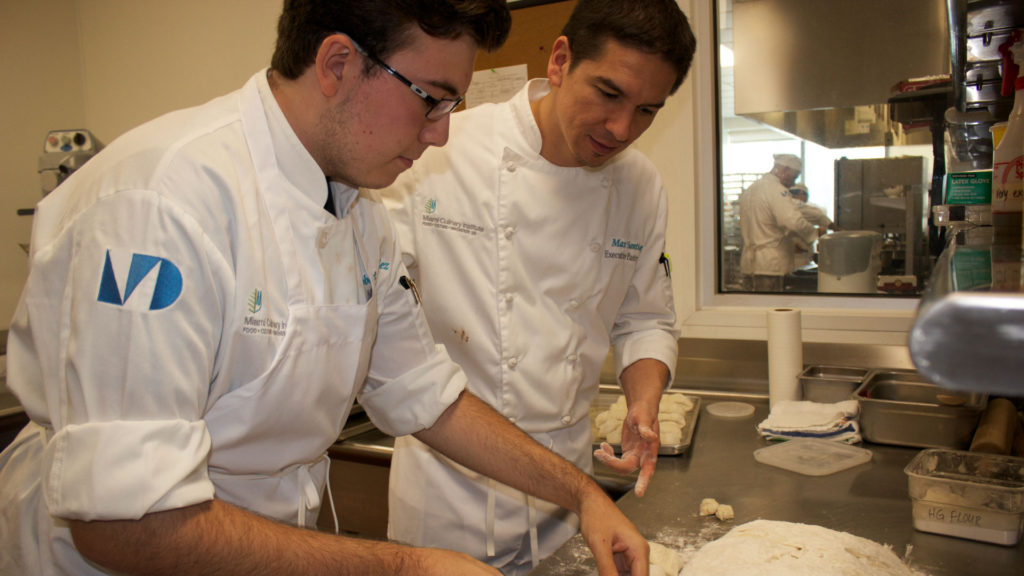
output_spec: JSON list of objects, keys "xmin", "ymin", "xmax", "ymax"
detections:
[
  {"xmin": 660, "ymin": 426, "xmax": 683, "ymax": 445},
  {"xmin": 714, "ymin": 504, "xmax": 734, "ymax": 521},
  {"xmin": 699, "ymin": 498, "xmax": 719, "ymax": 516},
  {"xmin": 658, "ymin": 411, "xmax": 687, "ymax": 425},
  {"xmin": 593, "ymin": 393, "xmax": 694, "ymax": 447},
  {"xmin": 661, "ymin": 393, "xmax": 693, "ymax": 412},
  {"xmin": 606, "ymin": 427, "xmax": 622, "ymax": 445},
  {"xmin": 649, "ymin": 541, "xmax": 685, "ymax": 576},
  {"xmin": 680, "ymin": 520, "xmax": 917, "ymax": 576}
]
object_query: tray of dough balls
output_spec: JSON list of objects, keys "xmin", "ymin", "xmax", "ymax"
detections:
[{"xmin": 590, "ymin": 389, "xmax": 700, "ymax": 456}]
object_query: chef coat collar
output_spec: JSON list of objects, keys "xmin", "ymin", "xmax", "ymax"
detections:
[
  {"xmin": 508, "ymin": 78, "xmax": 619, "ymax": 179},
  {"xmin": 508, "ymin": 78, "xmax": 550, "ymax": 157},
  {"xmin": 257, "ymin": 69, "xmax": 359, "ymax": 217}
]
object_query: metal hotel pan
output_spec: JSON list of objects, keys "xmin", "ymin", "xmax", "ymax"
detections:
[
  {"xmin": 589, "ymin": 389, "xmax": 700, "ymax": 456},
  {"xmin": 854, "ymin": 369, "xmax": 987, "ymax": 450},
  {"xmin": 799, "ymin": 365, "xmax": 868, "ymax": 403}
]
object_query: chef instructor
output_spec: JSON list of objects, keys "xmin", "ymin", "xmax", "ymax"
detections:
[
  {"xmin": 0, "ymin": 1, "xmax": 651, "ymax": 575},
  {"xmin": 738, "ymin": 153, "xmax": 822, "ymax": 291},
  {"xmin": 381, "ymin": 1, "xmax": 694, "ymax": 573}
]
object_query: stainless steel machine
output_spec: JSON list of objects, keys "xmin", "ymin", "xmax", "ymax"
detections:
[
  {"xmin": 37, "ymin": 129, "xmax": 103, "ymax": 195},
  {"xmin": 18, "ymin": 129, "xmax": 103, "ymax": 253},
  {"xmin": 834, "ymin": 156, "xmax": 931, "ymax": 290}
]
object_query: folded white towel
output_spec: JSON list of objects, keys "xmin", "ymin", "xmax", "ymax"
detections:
[
  {"xmin": 758, "ymin": 400, "xmax": 861, "ymax": 443},
  {"xmin": 759, "ymin": 400, "xmax": 859, "ymax": 431}
]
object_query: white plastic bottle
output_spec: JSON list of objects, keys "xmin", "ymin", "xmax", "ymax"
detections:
[{"xmin": 992, "ymin": 32, "xmax": 1024, "ymax": 227}]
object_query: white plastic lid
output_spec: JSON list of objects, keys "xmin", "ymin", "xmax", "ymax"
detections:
[
  {"xmin": 706, "ymin": 401, "xmax": 755, "ymax": 419},
  {"xmin": 754, "ymin": 439, "xmax": 872, "ymax": 476}
]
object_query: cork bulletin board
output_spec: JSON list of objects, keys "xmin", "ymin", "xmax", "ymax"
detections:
[{"xmin": 475, "ymin": 0, "xmax": 578, "ymax": 80}]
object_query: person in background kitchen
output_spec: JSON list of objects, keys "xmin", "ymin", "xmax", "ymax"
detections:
[
  {"xmin": 738, "ymin": 153, "xmax": 823, "ymax": 292},
  {"xmin": 786, "ymin": 183, "xmax": 836, "ymax": 271},
  {"xmin": 0, "ymin": 2, "xmax": 653, "ymax": 575},
  {"xmin": 379, "ymin": 1, "xmax": 694, "ymax": 573}
]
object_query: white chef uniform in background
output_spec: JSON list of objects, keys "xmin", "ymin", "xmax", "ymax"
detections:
[
  {"xmin": 739, "ymin": 171, "xmax": 819, "ymax": 279},
  {"xmin": 382, "ymin": 79, "xmax": 679, "ymax": 572},
  {"xmin": 0, "ymin": 70, "xmax": 465, "ymax": 575}
]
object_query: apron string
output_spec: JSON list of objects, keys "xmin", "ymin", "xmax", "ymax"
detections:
[
  {"xmin": 324, "ymin": 459, "xmax": 339, "ymax": 534},
  {"xmin": 527, "ymin": 495, "xmax": 540, "ymax": 568},
  {"xmin": 486, "ymin": 478, "xmax": 497, "ymax": 558},
  {"xmin": 297, "ymin": 455, "xmax": 328, "ymax": 529}
]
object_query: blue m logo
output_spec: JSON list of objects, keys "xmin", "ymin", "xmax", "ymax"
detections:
[{"xmin": 97, "ymin": 250, "xmax": 183, "ymax": 311}]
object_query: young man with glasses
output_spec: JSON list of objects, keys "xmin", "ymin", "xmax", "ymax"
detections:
[
  {"xmin": 381, "ymin": 1, "xmax": 697, "ymax": 573},
  {"xmin": 0, "ymin": 2, "xmax": 651, "ymax": 575}
]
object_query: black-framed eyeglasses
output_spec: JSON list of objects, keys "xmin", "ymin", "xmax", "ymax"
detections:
[{"xmin": 349, "ymin": 37, "xmax": 463, "ymax": 121}]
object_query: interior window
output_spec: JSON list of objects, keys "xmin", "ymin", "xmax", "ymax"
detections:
[{"xmin": 716, "ymin": 0, "xmax": 951, "ymax": 296}]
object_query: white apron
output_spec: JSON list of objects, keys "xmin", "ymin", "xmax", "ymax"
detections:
[{"xmin": 204, "ymin": 79, "xmax": 379, "ymax": 528}]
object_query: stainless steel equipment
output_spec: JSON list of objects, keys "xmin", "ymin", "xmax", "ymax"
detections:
[
  {"xmin": 834, "ymin": 156, "xmax": 930, "ymax": 283},
  {"xmin": 799, "ymin": 365, "xmax": 868, "ymax": 403},
  {"xmin": 37, "ymin": 129, "xmax": 103, "ymax": 195},
  {"xmin": 854, "ymin": 368, "xmax": 987, "ymax": 449},
  {"xmin": 19, "ymin": 129, "xmax": 104, "ymax": 254},
  {"xmin": 909, "ymin": 227, "xmax": 1024, "ymax": 396}
]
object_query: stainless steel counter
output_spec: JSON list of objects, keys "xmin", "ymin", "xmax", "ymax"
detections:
[{"xmin": 529, "ymin": 390, "xmax": 1024, "ymax": 576}]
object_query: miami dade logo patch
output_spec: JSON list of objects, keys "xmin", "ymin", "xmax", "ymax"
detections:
[{"xmin": 97, "ymin": 249, "xmax": 183, "ymax": 311}]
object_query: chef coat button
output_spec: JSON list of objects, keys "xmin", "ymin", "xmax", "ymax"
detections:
[
  {"xmin": 590, "ymin": 242, "xmax": 601, "ymax": 253},
  {"xmin": 504, "ymin": 293, "xmax": 515, "ymax": 303},
  {"xmin": 505, "ymin": 161, "xmax": 517, "ymax": 173},
  {"xmin": 504, "ymin": 226, "xmax": 516, "ymax": 239},
  {"xmin": 567, "ymin": 353, "xmax": 578, "ymax": 362},
  {"xmin": 569, "ymin": 299, "xmax": 579, "ymax": 310},
  {"xmin": 317, "ymin": 230, "xmax": 329, "ymax": 249},
  {"xmin": 601, "ymin": 176, "xmax": 611, "ymax": 188},
  {"xmin": 561, "ymin": 415, "xmax": 572, "ymax": 425},
  {"xmin": 508, "ymin": 416, "xmax": 517, "ymax": 424},
  {"xmin": 507, "ymin": 357, "xmax": 519, "ymax": 369}
]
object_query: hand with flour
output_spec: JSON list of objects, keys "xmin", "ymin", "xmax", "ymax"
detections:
[{"xmin": 593, "ymin": 359, "xmax": 670, "ymax": 497}]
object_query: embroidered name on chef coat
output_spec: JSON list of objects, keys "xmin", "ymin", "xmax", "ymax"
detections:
[{"xmin": 604, "ymin": 237, "xmax": 643, "ymax": 262}]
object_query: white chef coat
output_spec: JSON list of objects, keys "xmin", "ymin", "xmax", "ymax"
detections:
[
  {"xmin": 0, "ymin": 70, "xmax": 466, "ymax": 575},
  {"xmin": 738, "ymin": 173, "xmax": 819, "ymax": 277},
  {"xmin": 381, "ymin": 79, "xmax": 679, "ymax": 573},
  {"xmin": 789, "ymin": 199, "xmax": 833, "ymax": 269}
]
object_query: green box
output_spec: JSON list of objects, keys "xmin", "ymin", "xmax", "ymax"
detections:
[
  {"xmin": 951, "ymin": 248, "xmax": 992, "ymax": 291},
  {"xmin": 944, "ymin": 171, "xmax": 992, "ymax": 205}
]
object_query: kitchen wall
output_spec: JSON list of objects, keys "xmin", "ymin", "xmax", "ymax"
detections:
[
  {"xmin": 0, "ymin": 0, "xmax": 916, "ymax": 346},
  {"xmin": 0, "ymin": 0, "xmax": 83, "ymax": 327}
]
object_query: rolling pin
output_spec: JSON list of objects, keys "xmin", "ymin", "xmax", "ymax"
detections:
[
  {"xmin": 1013, "ymin": 414, "xmax": 1024, "ymax": 458},
  {"xmin": 970, "ymin": 398, "xmax": 1019, "ymax": 455}
]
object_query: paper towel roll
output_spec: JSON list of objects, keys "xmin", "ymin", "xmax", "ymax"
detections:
[{"xmin": 768, "ymin": 308, "xmax": 802, "ymax": 408}]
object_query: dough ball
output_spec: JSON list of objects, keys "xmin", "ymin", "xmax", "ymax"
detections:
[
  {"xmin": 606, "ymin": 427, "xmax": 622, "ymax": 445},
  {"xmin": 660, "ymin": 426, "xmax": 683, "ymax": 445},
  {"xmin": 595, "ymin": 410, "xmax": 614, "ymax": 429},
  {"xmin": 598, "ymin": 416, "xmax": 622, "ymax": 438},
  {"xmin": 658, "ymin": 411, "xmax": 686, "ymax": 425},
  {"xmin": 660, "ymin": 393, "xmax": 694, "ymax": 412},
  {"xmin": 608, "ymin": 402, "xmax": 628, "ymax": 419},
  {"xmin": 715, "ymin": 504, "xmax": 734, "ymax": 521},
  {"xmin": 649, "ymin": 541, "xmax": 685, "ymax": 576},
  {"xmin": 680, "ymin": 520, "xmax": 919, "ymax": 576},
  {"xmin": 699, "ymin": 498, "xmax": 719, "ymax": 516}
]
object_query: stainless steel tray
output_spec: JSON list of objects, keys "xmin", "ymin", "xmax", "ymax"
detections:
[
  {"xmin": 589, "ymin": 391, "xmax": 700, "ymax": 456},
  {"xmin": 854, "ymin": 369, "xmax": 986, "ymax": 450}
]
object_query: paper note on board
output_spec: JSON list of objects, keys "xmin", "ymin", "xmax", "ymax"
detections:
[{"xmin": 465, "ymin": 64, "xmax": 528, "ymax": 109}]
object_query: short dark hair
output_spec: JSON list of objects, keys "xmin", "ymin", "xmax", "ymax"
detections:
[
  {"xmin": 271, "ymin": 0, "xmax": 511, "ymax": 80},
  {"xmin": 561, "ymin": 0, "xmax": 696, "ymax": 94}
]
